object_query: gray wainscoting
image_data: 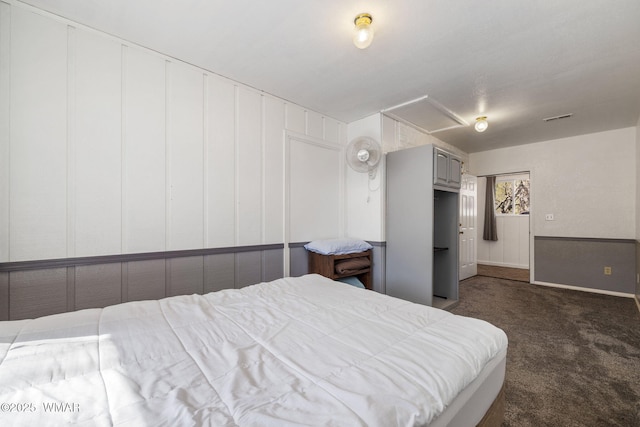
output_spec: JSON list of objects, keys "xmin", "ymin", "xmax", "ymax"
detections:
[
  {"xmin": 636, "ymin": 241, "xmax": 640, "ymax": 301},
  {"xmin": 534, "ymin": 236, "xmax": 635, "ymax": 294},
  {"xmin": 288, "ymin": 243, "xmax": 311, "ymax": 278},
  {"xmin": 0, "ymin": 246, "xmax": 283, "ymax": 321},
  {"xmin": 0, "ymin": 241, "xmax": 390, "ymax": 321},
  {"xmin": 0, "ymin": 272, "xmax": 8, "ymax": 321},
  {"xmin": 289, "ymin": 241, "xmax": 386, "ymax": 294}
]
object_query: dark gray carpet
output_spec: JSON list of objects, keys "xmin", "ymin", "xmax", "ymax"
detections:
[{"xmin": 451, "ymin": 276, "xmax": 640, "ymax": 427}]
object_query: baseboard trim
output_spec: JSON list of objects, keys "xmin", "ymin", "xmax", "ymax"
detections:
[
  {"xmin": 533, "ymin": 281, "xmax": 635, "ymax": 299},
  {"xmin": 635, "ymin": 295, "xmax": 640, "ymax": 314}
]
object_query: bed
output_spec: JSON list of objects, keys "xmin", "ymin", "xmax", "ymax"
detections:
[{"xmin": 0, "ymin": 274, "xmax": 507, "ymax": 426}]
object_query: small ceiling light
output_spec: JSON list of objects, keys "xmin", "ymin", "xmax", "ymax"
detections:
[
  {"xmin": 353, "ymin": 13, "xmax": 374, "ymax": 49},
  {"xmin": 474, "ymin": 116, "xmax": 488, "ymax": 132}
]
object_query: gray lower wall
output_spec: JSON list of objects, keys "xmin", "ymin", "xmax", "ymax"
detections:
[
  {"xmin": 0, "ymin": 241, "xmax": 389, "ymax": 321},
  {"xmin": 636, "ymin": 241, "xmax": 640, "ymax": 302},
  {"xmin": 534, "ymin": 236, "xmax": 635, "ymax": 294},
  {"xmin": 289, "ymin": 241, "xmax": 386, "ymax": 294},
  {"xmin": 0, "ymin": 247, "xmax": 283, "ymax": 321}
]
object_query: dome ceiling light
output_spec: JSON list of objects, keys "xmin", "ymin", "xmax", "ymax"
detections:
[
  {"xmin": 474, "ymin": 116, "xmax": 489, "ymax": 132},
  {"xmin": 353, "ymin": 13, "xmax": 374, "ymax": 49}
]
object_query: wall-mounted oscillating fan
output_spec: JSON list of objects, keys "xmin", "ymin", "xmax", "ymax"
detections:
[{"xmin": 346, "ymin": 136, "xmax": 382, "ymax": 179}]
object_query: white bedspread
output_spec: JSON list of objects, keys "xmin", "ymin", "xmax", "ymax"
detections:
[{"xmin": 0, "ymin": 274, "xmax": 507, "ymax": 426}]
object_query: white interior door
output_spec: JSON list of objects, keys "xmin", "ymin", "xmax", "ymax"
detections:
[{"xmin": 459, "ymin": 174, "xmax": 478, "ymax": 280}]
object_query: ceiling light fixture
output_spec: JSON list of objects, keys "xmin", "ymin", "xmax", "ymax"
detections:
[
  {"xmin": 474, "ymin": 116, "xmax": 488, "ymax": 132},
  {"xmin": 353, "ymin": 13, "xmax": 374, "ymax": 49}
]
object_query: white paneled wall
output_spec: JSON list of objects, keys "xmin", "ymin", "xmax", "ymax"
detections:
[
  {"xmin": 477, "ymin": 216, "xmax": 530, "ymax": 268},
  {"xmin": 167, "ymin": 62, "xmax": 204, "ymax": 250},
  {"xmin": 262, "ymin": 97, "xmax": 286, "ymax": 244},
  {"xmin": 10, "ymin": 9, "xmax": 68, "ymax": 261},
  {"xmin": 346, "ymin": 114, "xmax": 384, "ymax": 241},
  {"xmin": 205, "ymin": 76, "xmax": 236, "ymax": 248},
  {"xmin": 236, "ymin": 87, "xmax": 263, "ymax": 246},
  {"xmin": 123, "ymin": 46, "xmax": 166, "ymax": 254},
  {"xmin": 0, "ymin": 3, "xmax": 346, "ymax": 262},
  {"xmin": 74, "ymin": 28, "xmax": 122, "ymax": 257},
  {"xmin": 0, "ymin": 2, "xmax": 9, "ymax": 262},
  {"xmin": 287, "ymin": 134, "xmax": 344, "ymax": 242}
]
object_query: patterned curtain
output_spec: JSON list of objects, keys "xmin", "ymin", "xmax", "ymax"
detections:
[{"xmin": 483, "ymin": 176, "xmax": 498, "ymax": 241}]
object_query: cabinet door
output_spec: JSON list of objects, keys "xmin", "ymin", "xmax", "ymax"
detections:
[
  {"xmin": 434, "ymin": 149, "xmax": 449, "ymax": 186},
  {"xmin": 448, "ymin": 156, "xmax": 462, "ymax": 188}
]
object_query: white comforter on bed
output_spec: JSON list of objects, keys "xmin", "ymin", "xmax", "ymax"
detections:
[{"xmin": 0, "ymin": 274, "xmax": 507, "ymax": 426}]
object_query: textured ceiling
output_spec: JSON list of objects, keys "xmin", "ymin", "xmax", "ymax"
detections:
[{"xmin": 20, "ymin": 0, "xmax": 640, "ymax": 153}]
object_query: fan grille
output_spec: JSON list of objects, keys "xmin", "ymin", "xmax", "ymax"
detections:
[{"xmin": 346, "ymin": 137, "xmax": 381, "ymax": 176}]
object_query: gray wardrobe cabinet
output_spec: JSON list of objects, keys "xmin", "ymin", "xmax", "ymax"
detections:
[
  {"xmin": 434, "ymin": 147, "xmax": 462, "ymax": 190},
  {"xmin": 386, "ymin": 145, "xmax": 460, "ymax": 309}
]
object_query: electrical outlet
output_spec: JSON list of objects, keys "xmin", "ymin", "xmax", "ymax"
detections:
[
  {"xmin": 545, "ymin": 214, "xmax": 554, "ymax": 221},
  {"xmin": 604, "ymin": 266, "xmax": 612, "ymax": 275}
]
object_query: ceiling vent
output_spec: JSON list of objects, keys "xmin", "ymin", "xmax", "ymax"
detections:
[
  {"xmin": 382, "ymin": 95, "xmax": 468, "ymax": 134},
  {"xmin": 543, "ymin": 113, "xmax": 573, "ymax": 122}
]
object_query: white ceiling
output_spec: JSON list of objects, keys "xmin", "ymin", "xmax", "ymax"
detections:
[{"xmin": 20, "ymin": 0, "xmax": 640, "ymax": 153}]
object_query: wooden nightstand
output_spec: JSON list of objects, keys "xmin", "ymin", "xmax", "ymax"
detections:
[{"xmin": 308, "ymin": 249, "xmax": 372, "ymax": 290}]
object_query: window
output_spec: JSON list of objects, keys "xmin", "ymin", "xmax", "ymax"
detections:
[{"xmin": 495, "ymin": 178, "xmax": 530, "ymax": 215}]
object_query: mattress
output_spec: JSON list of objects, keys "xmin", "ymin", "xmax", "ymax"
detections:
[
  {"xmin": 0, "ymin": 274, "xmax": 508, "ymax": 426},
  {"xmin": 430, "ymin": 346, "xmax": 506, "ymax": 427}
]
